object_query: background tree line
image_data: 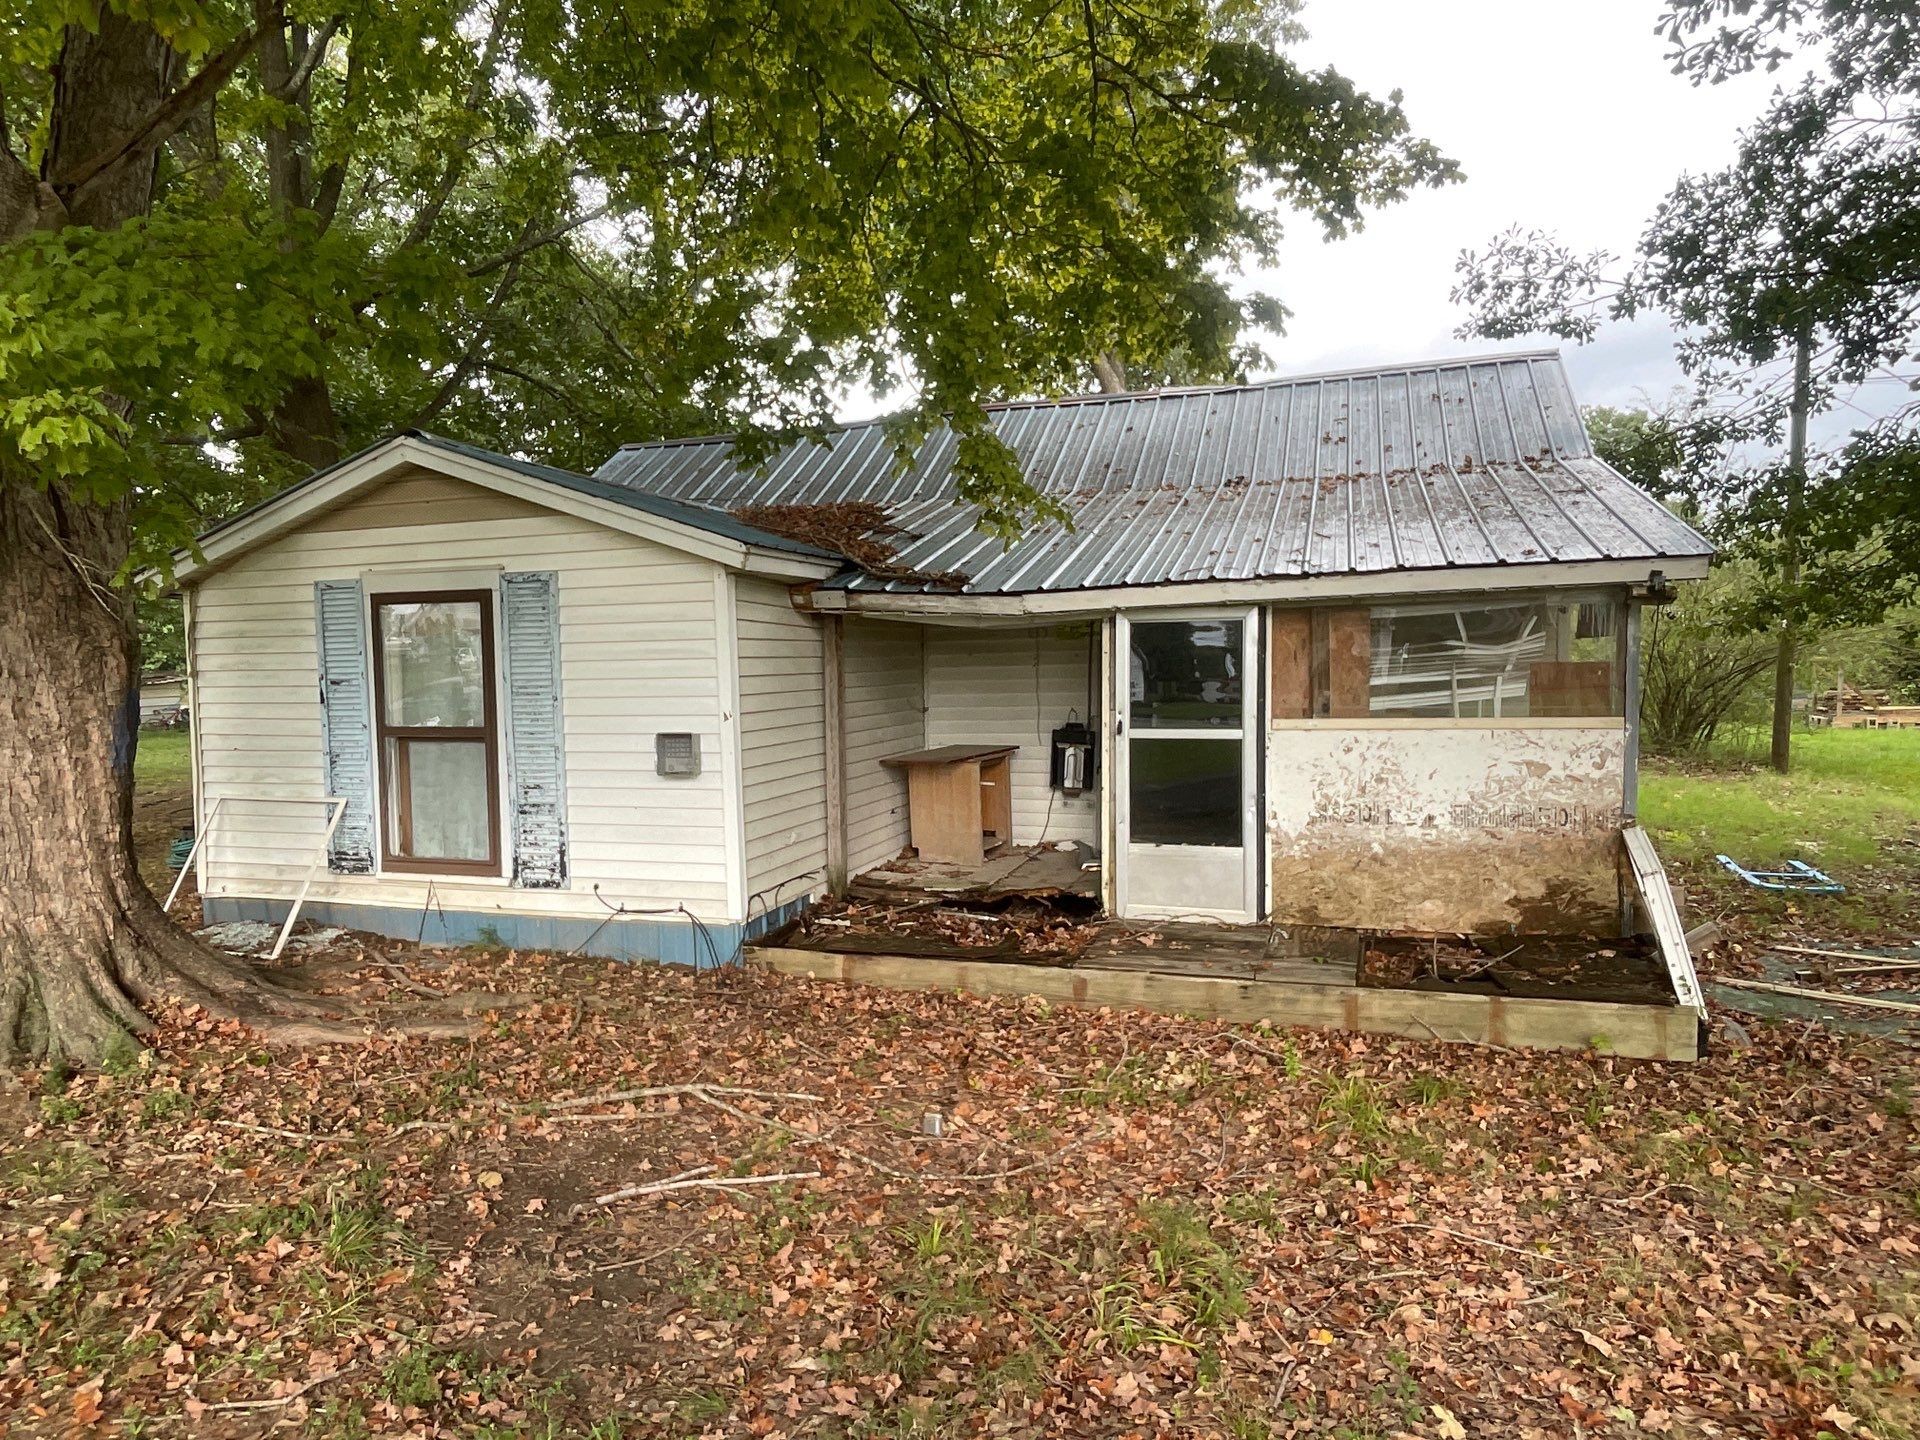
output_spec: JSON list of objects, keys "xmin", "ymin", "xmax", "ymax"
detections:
[{"xmin": 1456, "ymin": 0, "xmax": 1919, "ymax": 772}]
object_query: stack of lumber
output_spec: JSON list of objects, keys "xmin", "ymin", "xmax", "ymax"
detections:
[{"xmin": 1813, "ymin": 683, "xmax": 1920, "ymax": 728}]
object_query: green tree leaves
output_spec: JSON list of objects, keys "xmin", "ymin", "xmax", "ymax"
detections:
[{"xmin": 3, "ymin": 0, "xmax": 1455, "ymax": 555}]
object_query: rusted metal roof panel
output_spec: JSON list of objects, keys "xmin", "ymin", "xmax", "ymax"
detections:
[{"xmin": 594, "ymin": 350, "xmax": 1713, "ymax": 594}]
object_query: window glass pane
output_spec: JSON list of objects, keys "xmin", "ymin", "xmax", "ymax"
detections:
[
  {"xmin": 1367, "ymin": 598, "xmax": 1620, "ymax": 718},
  {"xmin": 1129, "ymin": 619, "xmax": 1243, "ymax": 728},
  {"xmin": 1129, "ymin": 737, "xmax": 1242, "ymax": 846},
  {"xmin": 390, "ymin": 739, "xmax": 491, "ymax": 860},
  {"xmin": 380, "ymin": 600, "xmax": 485, "ymax": 727}
]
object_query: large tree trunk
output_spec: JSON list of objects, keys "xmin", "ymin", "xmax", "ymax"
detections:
[
  {"xmin": 0, "ymin": 486, "xmax": 322, "ymax": 1063},
  {"xmin": 0, "ymin": 9, "xmax": 328, "ymax": 1065}
]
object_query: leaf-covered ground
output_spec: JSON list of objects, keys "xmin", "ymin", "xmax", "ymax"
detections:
[{"xmin": 3, "ymin": 941, "xmax": 1917, "ymax": 1440}]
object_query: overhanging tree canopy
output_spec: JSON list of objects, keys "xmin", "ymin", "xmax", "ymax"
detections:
[{"xmin": 0, "ymin": 0, "xmax": 1454, "ymax": 1063}]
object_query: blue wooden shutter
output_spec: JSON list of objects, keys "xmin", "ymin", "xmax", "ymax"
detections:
[
  {"xmin": 313, "ymin": 580, "xmax": 376, "ymax": 873},
  {"xmin": 501, "ymin": 572, "xmax": 569, "ymax": 888}
]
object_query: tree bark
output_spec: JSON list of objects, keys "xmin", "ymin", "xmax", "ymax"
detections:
[
  {"xmin": 0, "ymin": 486, "xmax": 329, "ymax": 1063},
  {"xmin": 1769, "ymin": 327, "xmax": 1814, "ymax": 775},
  {"xmin": 0, "ymin": 6, "xmax": 332, "ymax": 1064}
]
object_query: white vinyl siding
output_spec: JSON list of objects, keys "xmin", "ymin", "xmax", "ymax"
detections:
[
  {"xmin": 190, "ymin": 469, "xmax": 736, "ymax": 921},
  {"xmin": 923, "ymin": 623, "xmax": 1098, "ymax": 847},
  {"xmin": 735, "ymin": 579, "xmax": 829, "ymax": 900},
  {"xmin": 842, "ymin": 619, "xmax": 925, "ymax": 874}
]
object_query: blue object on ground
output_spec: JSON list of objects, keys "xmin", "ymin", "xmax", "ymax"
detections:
[{"xmin": 1715, "ymin": 855, "xmax": 1845, "ymax": 893}]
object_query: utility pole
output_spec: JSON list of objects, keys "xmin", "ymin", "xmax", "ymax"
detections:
[{"xmin": 1770, "ymin": 325, "xmax": 1813, "ymax": 774}]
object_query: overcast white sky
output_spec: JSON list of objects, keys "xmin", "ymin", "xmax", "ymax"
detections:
[
  {"xmin": 835, "ymin": 1, "xmax": 1907, "ymax": 439},
  {"xmin": 1255, "ymin": 0, "xmax": 1786, "ymax": 408}
]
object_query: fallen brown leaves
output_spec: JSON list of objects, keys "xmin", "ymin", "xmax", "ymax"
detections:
[
  {"xmin": 2, "ymin": 938, "xmax": 1917, "ymax": 1439},
  {"xmin": 731, "ymin": 502, "xmax": 968, "ymax": 589}
]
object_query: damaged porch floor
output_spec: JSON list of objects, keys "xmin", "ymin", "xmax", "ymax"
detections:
[{"xmin": 757, "ymin": 847, "xmax": 1702, "ymax": 1061}]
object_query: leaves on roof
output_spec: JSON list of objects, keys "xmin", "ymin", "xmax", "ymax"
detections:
[{"xmin": 731, "ymin": 501, "xmax": 969, "ymax": 590}]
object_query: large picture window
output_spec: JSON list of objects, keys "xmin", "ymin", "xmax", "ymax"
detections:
[
  {"xmin": 1368, "ymin": 597, "xmax": 1621, "ymax": 719},
  {"xmin": 372, "ymin": 592, "xmax": 500, "ymax": 874}
]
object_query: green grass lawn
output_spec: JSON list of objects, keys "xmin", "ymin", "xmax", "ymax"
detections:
[
  {"xmin": 1642, "ymin": 728, "xmax": 1920, "ymax": 939},
  {"xmin": 134, "ymin": 728, "xmax": 193, "ymax": 790},
  {"xmin": 1642, "ymin": 728, "xmax": 1920, "ymax": 869}
]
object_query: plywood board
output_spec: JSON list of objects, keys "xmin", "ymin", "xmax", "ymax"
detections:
[
  {"xmin": 1530, "ymin": 660, "xmax": 1614, "ymax": 718},
  {"xmin": 1270, "ymin": 608, "xmax": 1311, "ymax": 720},
  {"xmin": 1267, "ymin": 724, "xmax": 1628, "ymax": 933},
  {"xmin": 1325, "ymin": 608, "xmax": 1373, "ymax": 719},
  {"xmin": 904, "ymin": 762, "xmax": 986, "ymax": 863}
]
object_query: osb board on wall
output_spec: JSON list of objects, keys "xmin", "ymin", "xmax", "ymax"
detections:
[{"xmin": 1267, "ymin": 726, "xmax": 1626, "ymax": 933}]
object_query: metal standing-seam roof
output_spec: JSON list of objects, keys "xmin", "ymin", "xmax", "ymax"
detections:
[{"xmin": 594, "ymin": 351, "xmax": 1712, "ymax": 595}]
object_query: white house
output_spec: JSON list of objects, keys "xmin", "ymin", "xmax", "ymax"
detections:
[{"xmin": 173, "ymin": 351, "xmax": 1713, "ymax": 965}]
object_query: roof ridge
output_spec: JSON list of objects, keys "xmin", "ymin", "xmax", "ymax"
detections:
[{"xmin": 606, "ymin": 347, "xmax": 1566, "ymax": 453}]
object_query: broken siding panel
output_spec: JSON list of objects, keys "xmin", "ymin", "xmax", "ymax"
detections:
[
  {"xmin": 923, "ymin": 625, "xmax": 1097, "ymax": 847},
  {"xmin": 190, "ymin": 472, "xmax": 735, "ymax": 919},
  {"xmin": 1265, "ymin": 725, "xmax": 1627, "ymax": 932},
  {"xmin": 843, "ymin": 619, "xmax": 924, "ymax": 874},
  {"xmin": 735, "ymin": 579, "xmax": 828, "ymax": 898}
]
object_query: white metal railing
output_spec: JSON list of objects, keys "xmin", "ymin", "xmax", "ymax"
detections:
[{"xmin": 166, "ymin": 795, "xmax": 348, "ymax": 961}]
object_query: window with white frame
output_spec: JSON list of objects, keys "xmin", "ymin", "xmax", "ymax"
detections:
[{"xmin": 1368, "ymin": 596, "xmax": 1622, "ymax": 719}]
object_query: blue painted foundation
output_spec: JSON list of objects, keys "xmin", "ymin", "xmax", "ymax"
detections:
[{"xmin": 201, "ymin": 894, "xmax": 813, "ymax": 968}]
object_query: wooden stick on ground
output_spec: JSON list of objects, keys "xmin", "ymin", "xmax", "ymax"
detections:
[
  {"xmin": 583, "ymin": 1165, "xmax": 820, "ymax": 1211},
  {"xmin": 209, "ymin": 1119, "xmax": 341, "ymax": 1143},
  {"xmin": 201, "ymin": 1363, "xmax": 360, "ymax": 1412},
  {"xmin": 689, "ymin": 1089, "xmax": 916, "ymax": 1180},
  {"xmin": 1716, "ymin": 976, "xmax": 1920, "ymax": 1014},
  {"xmin": 1773, "ymin": 942, "xmax": 1920, "ymax": 964},
  {"xmin": 550, "ymin": 1083, "xmax": 822, "ymax": 1112}
]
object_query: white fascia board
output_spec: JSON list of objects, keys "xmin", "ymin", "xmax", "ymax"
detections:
[
  {"xmin": 740, "ymin": 549, "xmax": 843, "ymax": 581},
  {"xmin": 172, "ymin": 436, "xmax": 837, "ymax": 584},
  {"xmin": 806, "ymin": 555, "xmax": 1712, "ymax": 620}
]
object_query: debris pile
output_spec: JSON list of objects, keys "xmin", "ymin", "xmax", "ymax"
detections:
[
  {"xmin": 1362, "ymin": 933, "xmax": 1673, "ymax": 1004},
  {"xmin": 731, "ymin": 500, "xmax": 968, "ymax": 589},
  {"xmin": 1813, "ymin": 682, "xmax": 1920, "ymax": 728},
  {"xmin": 785, "ymin": 894, "xmax": 1102, "ymax": 962}
]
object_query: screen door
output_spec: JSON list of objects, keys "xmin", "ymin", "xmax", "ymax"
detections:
[{"xmin": 1114, "ymin": 609, "xmax": 1259, "ymax": 922}]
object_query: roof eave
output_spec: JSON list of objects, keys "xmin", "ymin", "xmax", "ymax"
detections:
[{"xmin": 801, "ymin": 553, "xmax": 1713, "ymax": 618}]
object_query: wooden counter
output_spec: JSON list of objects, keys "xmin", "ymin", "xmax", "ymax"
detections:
[{"xmin": 879, "ymin": 744, "xmax": 1017, "ymax": 864}]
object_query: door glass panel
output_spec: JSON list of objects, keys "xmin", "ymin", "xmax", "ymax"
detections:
[
  {"xmin": 380, "ymin": 600, "xmax": 486, "ymax": 727},
  {"xmin": 1129, "ymin": 619, "xmax": 1243, "ymax": 729},
  {"xmin": 389, "ymin": 739, "xmax": 490, "ymax": 860},
  {"xmin": 1129, "ymin": 737, "xmax": 1241, "ymax": 846}
]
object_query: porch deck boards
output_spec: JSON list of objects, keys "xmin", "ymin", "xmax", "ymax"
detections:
[
  {"xmin": 851, "ymin": 843, "xmax": 1099, "ymax": 901},
  {"xmin": 1079, "ymin": 921, "xmax": 1359, "ymax": 987}
]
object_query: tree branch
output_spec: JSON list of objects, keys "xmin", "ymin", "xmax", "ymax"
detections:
[
  {"xmin": 480, "ymin": 358, "xmax": 575, "ymax": 407},
  {"xmin": 63, "ymin": 15, "xmax": 277, "ymax": 204},
  {"xmin": 412, "ymin": 222, "xmax": 535, "ymax": 426},
  {"xmin": 466, "ymin": 203, "xmax": 608, "ymax": 278},
  {"xmin": 398, "ymin": 0, "xmax": 511, "ymax": 252},
  {"xmin": 272, "ymin": 15, "xmax": 342, "ymax": 100}
]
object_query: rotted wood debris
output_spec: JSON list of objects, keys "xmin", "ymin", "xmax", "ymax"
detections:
[
  {"xmin": 731, "ymin": 501, "xmax": 969, "ymax": 589},
  {"xmin": 780, "ymin": 893, "xmax": 1101, "ymax": 965}
]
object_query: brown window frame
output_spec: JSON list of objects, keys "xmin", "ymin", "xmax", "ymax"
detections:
[{"xmin": 371, "ymin": 590, "xmax": 502, "ymax": 877}]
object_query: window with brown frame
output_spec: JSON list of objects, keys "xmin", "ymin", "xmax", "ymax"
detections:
[{"xmin": 371, "ymin": 591, "xmax": 501, "ymax": 875}]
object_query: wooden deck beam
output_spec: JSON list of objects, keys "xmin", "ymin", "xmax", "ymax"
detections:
[{"xmin": 749, "ymin": 946, "xmax": 1702, "ymax": 1062}]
